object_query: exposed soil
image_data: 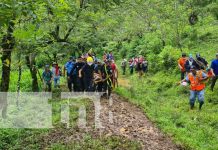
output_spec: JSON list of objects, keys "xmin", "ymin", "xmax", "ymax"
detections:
[
  {"xmin": 42, "ymin": 93, "xmax": 183, "ymax": 150},
  {"xmin": 96, "ymin": 94, "xmax": 183, "ymax": 150}
]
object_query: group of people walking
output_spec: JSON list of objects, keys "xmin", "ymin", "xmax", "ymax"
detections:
[
  {"xmin": 121, "ymin": 56, "xmax": 148, "ymax": 77},
  {"xmin": 42, "ymin": 51, "xmax": 118, "ymax": 98},
  {"xmin": 179, "ymin": 53, "xmax": 218, "ymax": 110},
  {"xmin": 41, "ymin": 50, "xmax": 218, "ymax": 110}
]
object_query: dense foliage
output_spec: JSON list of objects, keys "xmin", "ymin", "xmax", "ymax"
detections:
[
  {"xmin": 1, "ymin": 0, "xmax": 218, "ymax": 91},
  {"xmin": 0, "ymin": 0, "xmax": 218, "ymax": 149}
]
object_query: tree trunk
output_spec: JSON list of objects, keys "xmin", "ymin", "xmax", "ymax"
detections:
[
  {"xmin": 25, "ymin": 54, "xmax": 39, "ymax": 92},
  {"xmin": 1, "ymin": 21, "xmax": 15, "ymax": 92},
  {"xmin": 0, "ymin": 20, "xmax": 15, "ymax": 118}
]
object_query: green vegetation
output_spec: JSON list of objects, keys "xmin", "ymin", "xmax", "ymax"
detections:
[
  {"xmin": 1, "ymin": 0, "xmax": 218, "ymax": 149},
  {"xmin": 48, "ymin": 136, "xmax": 141, "ymax": 150},
  {"xmin": 116, "ymin": 73, "xmax": 218, "ymax": 150}
]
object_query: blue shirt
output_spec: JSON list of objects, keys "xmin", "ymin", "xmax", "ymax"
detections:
[
  {"xmin": 211, "ymin": 59, "xmax": 218, "ymax": 75},
  {"xmin": 65, "ymin": 61, "xmax": 75, "ymax": 75},
  {"xmin": 185, "ymin": 72, "xmax": 207, "ymax": 81}
]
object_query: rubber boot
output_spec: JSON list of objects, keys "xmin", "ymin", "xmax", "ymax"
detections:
[
  {"xmin": 199, "ymin": 102, "xmax": 204, "ymax": 110},
  {"xmin": 190, "ymin": 104, "xmax": 194, "ymax": 110}
]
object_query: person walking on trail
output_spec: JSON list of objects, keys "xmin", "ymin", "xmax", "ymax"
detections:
[
  {"xmin": 210, "ymin": 53, "xmax": 218, "ymax": 91},
  {"xmin": 111, "ymin": 60, "xmax": 118, "ymax": 88},
  {"xmin": 64, "ymin": 56, "xmax": 75, "ymax": 92},
  {"xmin": 42, "ymin": 65, "xmax": 53, "ymax": 92},
  {"xmin": 70, "ymin": 56, "xmax": 85, "ymax": 92},
  {"xmin": 79, "ymin": 56, "xmax": 95, "ymax": 92},
  {"xmin": 195, "ymin": 53, "xmax": 208, "ymax": 70},
  {"xmin": 121, "ymin": 59, "xmax": 127, "ymax": 75},
  {"xmin": 109, "ymin": 51, "xmax": 114, "ymax": 60},
  {"xmin": 52, "ymin": 62, "xmax": 61, "ymax": 88},
  {"xmin": 178, "ymin": 53, "xmax": 188, "ymax": 80},
  {"xmin": 185, "ymin": 54, "xmax": 199, "ymax": 73},
  {"xmin": 181, "ymin": 66, "xmax": 208, "ymax": 110},
  {"xmin": 142, "ymin": 58, "xmax": 148, "ymax": 73},
  {"xmin": 101, "ymin": 59, "xmax": 113, "ymax": 98},
  {"xmin": 137, "ymin": 56, "xmax": 144, "ymax": 77},
  {"xmin": 129, "ymin": 58, "xmax": 134, "ymax": 75},
  {"xmin": 93, "ymin": 59, "xmax": 103, "ymax": 92}
]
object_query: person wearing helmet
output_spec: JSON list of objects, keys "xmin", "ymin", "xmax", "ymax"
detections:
[
  {"xmin": 42, "ymin": 65, "xmax": 53, "ymax": 92},
  {"xmin": 79, "ymin": 56, "xmax": 95, "ymax": 91}
]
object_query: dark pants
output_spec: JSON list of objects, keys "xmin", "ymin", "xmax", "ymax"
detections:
[
  {"xmin": 67, "ymin": 78, "xmax": 72, "ymax": 92},
  {"xmin": 142, "ymin": 66, "xmax": 147, "ymax": 73},
  {"xmin": 211, "ymin": 76, "xmax": 218, "ymax": 91},
  {"xmin": 67, "ymin": 73, "xmax": 72, "ymax": 92},
  {"xmin": 97, "ymin": 82, "xmax": 103, "ymax": 92},
  {"xmin": 122, "ymin": 67, "xmax": 126, "ymax": 75},
  {"xmin": 45, "ymin": 82, "xmax": 52, "ymax": 92},
  {"xmin": 77, "ymin": 77, "xmax": 84, "ymax": 92},
  {"xmin": 71, "ymin": 74, "xmax": 77, "ymax": 92},
  {"xmin": 130, "ymin": 67, "xmax": 134, "ymax": 74},
  {"xmin": 94, "ymin": 82, "xmax": 103, "ymax": 92},
  {"xmin": 102, "ymin": 79, "xmax": 112, "ymax": 97},
  {"xmin": 83, "ymin": 77, "xmax": 94, "ymax": 92},
  {"xmin": 181, "ymin": 71, "xmax": 185, "ymax": 80}
]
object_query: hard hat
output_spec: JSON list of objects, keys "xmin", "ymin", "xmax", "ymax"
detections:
[{"xmin": 87, "ymin": 56, "xmax": 94, "ymax": 63}]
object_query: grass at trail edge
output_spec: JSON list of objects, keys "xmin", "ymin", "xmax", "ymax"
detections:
[{"xmin": 116, "ymin": 72, "xmax": 218, "ymax": 150}]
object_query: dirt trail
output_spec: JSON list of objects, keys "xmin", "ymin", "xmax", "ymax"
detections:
[
  {"xmin": 97, "ymin": 94, "xmax": 182, "ymax": 150},
  {"xmin": 43, "ymin": 80, "xmax": 182, "ymax": 149}
]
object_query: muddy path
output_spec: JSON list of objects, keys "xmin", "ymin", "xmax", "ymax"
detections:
[
  {"xmin": 96, "ymin": 94, "xmax": 182, "ymax": 150},
  {"xmin": 43, "ymin": 92, "xmax": 183, "ymax": 150}
]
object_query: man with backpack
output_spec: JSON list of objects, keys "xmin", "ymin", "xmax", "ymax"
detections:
[
  {"xmin": 121, "ymin": 59, "xmax": 127, "ymax": 75},
  {"xmin": 178, "ymin": 53, "xmax": 188, "ymax": 80},
  {"xmin": 42, "ymin": 65, "xmax": 53, "ymax": 92}
]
